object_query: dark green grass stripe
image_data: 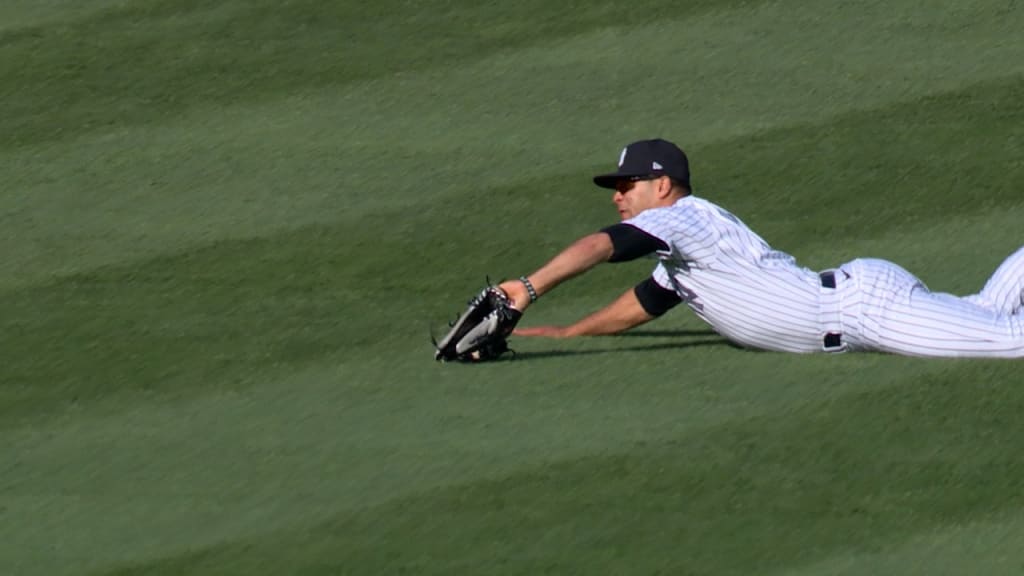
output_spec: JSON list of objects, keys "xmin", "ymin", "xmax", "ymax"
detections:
[
  {"xmin": 0, "ymin": 0, "xmax": 761, "ymax": 150},
  {"xmin": 2, "ymin": 75, "xmax": 1022, "ymax": 423},
  {"xmin": 93, "ymin": 367, "xmax": 1024, "ymax": 575},
  {"xmin": 691, "ymin": 74, "xmax": 1024, "ymax": 255}
]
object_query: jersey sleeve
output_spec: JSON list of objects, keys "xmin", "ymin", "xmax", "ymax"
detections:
[
  {"xmin": 600, "ymin": 223, "xmax": 670, "ymax": 262},
  {"xmin": 634, "ymin": 265, "xmax": 683, "ymax": 316},
  {"xmin": 621, "ymin": 209, "xmax": 676, "ymax": 258}
]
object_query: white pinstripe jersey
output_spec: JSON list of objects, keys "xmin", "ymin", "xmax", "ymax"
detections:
[
  {"xmin": 624, "ymin": 195, "xmax": 1024, "ymax": 357},
  {"xmin": 625, "ymin": 195, "xmax": 827, "ymax": 353}
]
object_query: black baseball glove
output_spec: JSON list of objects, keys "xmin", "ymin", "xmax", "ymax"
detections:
[{"xmin": 433, "ymin": 283, "xmax": 522, "ymax": 362}]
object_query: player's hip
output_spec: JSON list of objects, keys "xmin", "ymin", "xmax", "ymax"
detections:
[{"xmin": 695, "ymin": 300, "xmax": 839, "ymax": 354}]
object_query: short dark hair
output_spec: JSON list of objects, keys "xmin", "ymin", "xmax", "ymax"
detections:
[{"xmin": 670, "ymin": 178, "xmax": 691, "ymax": 195}]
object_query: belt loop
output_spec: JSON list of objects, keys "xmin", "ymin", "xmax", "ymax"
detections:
[
  {"xmin": 823, "ymin": 332, "xmax": 843, "ymax": 351},
  {"xmin": 818, "ymin": 269, "xmax": 846, "ymax": 352},
  {"xmin": 819, "ymin": 271, "xmax": 836, "ymax": 289}
]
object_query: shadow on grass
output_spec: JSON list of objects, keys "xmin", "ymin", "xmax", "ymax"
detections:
[
  {"xmin": 507, "ymin": 329, "xmax": 735, "ymax": 361},
  {"xmin": 610, "ymin": 328, "xmax": 719, "ymax": 338}
]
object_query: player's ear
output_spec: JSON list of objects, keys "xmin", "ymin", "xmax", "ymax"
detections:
[{"xmin": 655, "ymin": 176, "xmax": 673, "ymax": 198}]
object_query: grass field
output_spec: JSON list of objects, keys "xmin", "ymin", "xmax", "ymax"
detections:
[{"xmin": 2, "ymin": 1, "xmax": 1024, "ymax": 574}]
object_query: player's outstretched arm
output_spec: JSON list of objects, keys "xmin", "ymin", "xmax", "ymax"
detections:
[
  {"xmin": 514, "ymin": 288, "xmax": 655, "ymax": 338},
  {"xmin": 497, "ymin": 232, "xmax": 614, "ymax": 311}
]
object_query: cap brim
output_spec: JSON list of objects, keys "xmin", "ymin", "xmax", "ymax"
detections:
[{"xmin": 592, "ymin": 171, "xmax": 651, "ymax": 189}]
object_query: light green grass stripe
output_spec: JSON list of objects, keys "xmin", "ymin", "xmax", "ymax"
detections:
[
  {"xmin": 4, "ymin": 1, "xmax": 1023, "ymax": 292},
  {"xmin": 780, "ymin": 513, "xmax": 1024, "ymax": 576}
]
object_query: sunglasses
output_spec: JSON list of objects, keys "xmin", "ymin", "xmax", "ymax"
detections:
[{"xmin": 614, "ymin": 175, "xmax": 659, "ymax": 193}]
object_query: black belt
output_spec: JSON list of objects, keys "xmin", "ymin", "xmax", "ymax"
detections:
[{"xmin": 819, "ymin": 271, "xmax": 842, "ymax": 349}]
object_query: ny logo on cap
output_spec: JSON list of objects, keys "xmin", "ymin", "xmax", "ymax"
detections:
[
  {"xmin": 618, "ymin": 147, "xmax": 628, "ymax": 168},
  {"xmin": 653, "ymin": 161, "xmax": 663, "ymax": 170}
]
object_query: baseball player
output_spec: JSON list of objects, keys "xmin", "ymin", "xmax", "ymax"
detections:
[{"xmin": 493, "ymin": 138, "xmax": 1024, "ymax": 358}]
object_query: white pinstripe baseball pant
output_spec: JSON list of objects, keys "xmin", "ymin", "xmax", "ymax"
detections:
[{"xmin": 824, "ymin": 246, "xmax": 1024, "ymax": 358}]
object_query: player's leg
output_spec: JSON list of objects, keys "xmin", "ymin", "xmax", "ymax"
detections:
[
  {"xmin": 964, "ymin": 245, "xmax": 1024, "ymax": 315},
  {"xmin": 867, "ymin": 288, "xmax": 1024, "ymax": 358},
  {"xmin": 849, "ymin": 258, "xmax": 1024, "ymax": 358}
]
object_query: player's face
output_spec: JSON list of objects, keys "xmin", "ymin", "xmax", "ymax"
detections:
[{"xmin": 612, "ymin": 178, "xmax": 658, "ymax": 220}]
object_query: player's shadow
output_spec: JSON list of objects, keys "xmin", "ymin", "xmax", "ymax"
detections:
[
  {"xmin": 508, "ymin": 329, "xmax": 735, "ymax": 361},
  {"xmin": 612, "ymin": 329, "xmax": 719, "ymax": 339}
]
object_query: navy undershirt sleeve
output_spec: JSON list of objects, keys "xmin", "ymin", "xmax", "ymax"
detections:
[
  {"xmin": 601, "ymin": 223, "xmax": 669, "ymax": 262},
  {"xmin": 633, "ymin": 277, "xmax": 683, "ymax": 317}
]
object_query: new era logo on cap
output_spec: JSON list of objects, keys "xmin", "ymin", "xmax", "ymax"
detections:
[{"xmin": 593, "ymin": 138, "xmax": 691, "ymax": 190}]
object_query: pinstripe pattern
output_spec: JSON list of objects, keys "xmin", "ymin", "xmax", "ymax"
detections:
[
  {"xmin": 965, "ymin": 245, "xmax": 1024, "ymax": 314},
  {"xmin": 628, "ymin": 197, "xmax": 1024, "ymax": 357},
  {"xmin": 632, "ymin": 196, "xmax": 825, "ymax": 353},
  {"xmin": 843, "ymin": 257, "xmax": 1024, "ymax": 358}
]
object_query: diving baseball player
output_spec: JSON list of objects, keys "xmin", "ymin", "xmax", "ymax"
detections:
[{"xmin": 489, "ymin": 138, "xmax": 1024, "ymax": 358}]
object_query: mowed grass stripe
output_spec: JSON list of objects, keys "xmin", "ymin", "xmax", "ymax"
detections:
[
  {"xmin": 2, "ymin": 75, "xmax": 1022, "ymax": 423},
  {"xmin": 4, "ymin": 351, "xmax": 1018, "ymax": 576},
  {"xmin": 3, "ymin": 1, "xmax": 1024, "ymax": 575},
  {"xmin": 783, "ymin": 514, "xmax": 1024, "ymax": 576},
  {"xmin": 81, "ymin": 367, "xmax": 1024, "ymax": 576},
  {"xmin": 0, "ymin": 352, "xmax": 901, "ymax": 575},
  {"xmin": 0, "ymin": 0, "xmax": 127, "ymax": 32},
  {"xmin": 0, "ymin": 0, "xmax": 759, "ymax": 149},
  {"xmin": 2, "ymin": 78, "xmax": 1023, "ymax": 573},
  {"xmin": 4, "ymin": 1, "xmax": 1024, "ymax": 292}
]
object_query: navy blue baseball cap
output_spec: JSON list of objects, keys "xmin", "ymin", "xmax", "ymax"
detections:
[{"xmin": 593, "ymin": 139, "xmax": 691, "ymax": 190}]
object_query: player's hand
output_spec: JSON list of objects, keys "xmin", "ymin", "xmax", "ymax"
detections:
[
  {"xmin": 497, "ymin": 279, "xmax": 532, "ymax": 312},
  {"xmin": 512, "ymin": 325, "xmax": 573, "ymax": 338}
]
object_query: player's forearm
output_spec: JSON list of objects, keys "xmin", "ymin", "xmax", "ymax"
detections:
[
  {"xmin": 528, "ymin": 233, "xmax": 613, "ymax": 298},
  {"xmin": 565, "ymin": 289, "xmax": 654, "ymax": 336},
  {"xmin": 498, "ymin": 233, "xmax": 613, "ymax": 311}
]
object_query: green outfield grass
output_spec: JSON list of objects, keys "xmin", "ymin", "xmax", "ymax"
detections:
[{"xmin": 2, "ymin": 1, "xmax": 1023, "ymax": 575}]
